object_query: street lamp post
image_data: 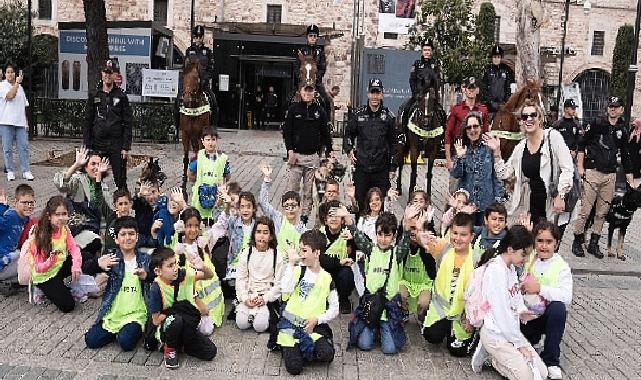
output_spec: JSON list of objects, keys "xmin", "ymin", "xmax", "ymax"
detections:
[
  {"xmin": 27, "ymin": 0, "xmax": 34, "ymax": 137},
  {"xmin": 623, "ymin": 0, "xmax": 641, "ymax": 125},
  {"xmin": 190, "ymin": 0, "xmax": 195, "ymax": 45},
  {"xmin": 556, "ymin": 0, "xmax": 571, "ymax": 113}
]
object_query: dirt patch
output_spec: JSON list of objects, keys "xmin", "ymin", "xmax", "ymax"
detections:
[{"xmin": 32, "ymin": 149, "xmax": 152, "ymax": 169}]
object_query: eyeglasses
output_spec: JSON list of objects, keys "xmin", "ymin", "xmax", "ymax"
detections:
[
  {"xmin": 283, "ymin": 203, "xmax": 299, "ymax": 210},
  {"xmin": 19, "ymin": 201, "xmax": 36, "ymax": 207},
  {"xmin": 520, "ymin": 112, "xmax": 538, "ymax": 121},
  {"xmin": 465, "ymin": 124, "xmax": 481, "ymax": 130}
]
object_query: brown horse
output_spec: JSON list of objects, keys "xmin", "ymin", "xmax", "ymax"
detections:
[
  {"xmin": 287, "ymin": 51, "xmax": 331, "ymax": 121},
  {"xmin": 490, "ymin": 79, "xmax": 542, "ymax": 160},
  {"xmin": 179, "ymin": 56, "xmax": 211, "ymax": 195},
  {"xmin": 396, "ymin": 86, "xmax": 444, "ymax": 197}
]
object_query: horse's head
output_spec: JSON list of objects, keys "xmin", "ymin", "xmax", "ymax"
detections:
[
  {"xmin": 297, "ymin": 51, "xmax": 318, "ymax": 89},
  {"xmin": 412, "ymin": 87, "xmax": 438, "ymax": 129},
  {"xmin": 183, "ymin": 56, "xmax": 202, "ymax": 103}
]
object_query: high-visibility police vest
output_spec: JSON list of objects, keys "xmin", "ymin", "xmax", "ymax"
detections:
[
  {"xmin": 277, "ymin": 266, "xmax": 333, "ymax": 347},
  {"xmin": 322, "ymin": 226, "xmax": 348, "ymax": 260},
  {"xmin": 277, "ymin": 218, "xmax": 301, "ymax": 263},
  {"xmin": 191, "ymin": 150, "xmax": 228, "ymax": 219},
  {"xmin": 31, "ymin": 227, "xmax": 69, "ymax": 284},
  {"xmin": 523, "ymin": 254, "xmax": 569, "ymax": 288},
  {"xmin": 424, "ymin": 244, "xmax": 473, "ymax": 340}
]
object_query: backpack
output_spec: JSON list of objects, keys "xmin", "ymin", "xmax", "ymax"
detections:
[
  {"xmin": 198, "ymin": 184, "xmax": 219, "ymax": 209},
  {"xmin": 359, "ymin": 251, "xmax": 394, "ymax": 328},
  {"xmin": 464, "ymin": 263, "xmax": 491, "ymax": 328}
]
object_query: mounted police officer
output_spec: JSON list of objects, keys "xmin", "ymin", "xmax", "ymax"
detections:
[
  {"xmin": 294, "ymin": 25, "xmax": 331, "ymax": 117},
  {"xmin": 185, "ymin": 25, "xmax": 219, "ymax": 122},
  {"xmin": 343, "ymin": 78, "xmax": 397, "ymax": 212},
  {"xmin": 481, "ymin": 45, "xmax": 514, "ymax": 120},
  {"xmin": 401, "ymin": 39, "xmax": 441, "ymax": 127}
]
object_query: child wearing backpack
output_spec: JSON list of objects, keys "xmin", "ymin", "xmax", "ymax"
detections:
[
  {"xmin": 278, "ymin": 229, "xmax": 339, "ymax": 375},
  {"xmin": 469, "ymin": 225, "xmax": 548, "ymax": 380}
]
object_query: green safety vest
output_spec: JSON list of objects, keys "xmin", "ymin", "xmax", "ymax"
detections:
[
  {"xmin": 196, "ymin": 251, "xmax": 224, "ymax": 327},
  {"xmin": 156, "ymin": 269, "xmax": 196, "ymax": 309},
  {"xmin": 398, "ymin": 249, "xmax": 433, "ymax": 298},
  {"xmin": 277, "ymin": 267, "xmax": 333, "ymax": 347},
  {"xmin": 322, "ymin": 226, "xmax": 348, "ymax": 260},
  {"xmin": 191, "ymin": 150, "xmax": 228, "ymax": 219},
  {"xmin": 523, "ymin": 254, "xmax": 569, "ymax": 288},
  {"xmin": 31, "ymin": 228, "xmax": 69, "ymax": 285},
  {"xmin": 365, "ymin": 247, "xmax": 401, "ymax": 301},
  {"xmin": 277, "ymin": 218, "xmax": 301, "ymax": 263},
  {"xmin": 102, "ymin": 270, "xmax": 148, "ymax": 333}
]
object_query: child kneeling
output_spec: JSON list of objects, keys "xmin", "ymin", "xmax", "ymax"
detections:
[
  {"xmin": 149, "ymin": 247, "xmax": 217, "ymax": 369},
  {"xmin": 278, "ymin": 230, "xmax": 339, "ymax": 375}
]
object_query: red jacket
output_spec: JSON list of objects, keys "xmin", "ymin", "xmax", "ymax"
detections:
[{"xmin": 445, "ymin": 101, "xmax": 489, "ymax": 145}]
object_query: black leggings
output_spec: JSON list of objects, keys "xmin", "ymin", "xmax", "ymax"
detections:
[
  {"xmin": 162, "ymin": 314, "xmax": 217, "ymax": 360},
  {"xmin": 282, "ymin": 324, "xmax": 334, "ymax": 375},
  {"xmin": 423, "ymin": 318, "xmax": 474, "ymax": 357},
  {"xmin": 36, "ymin": 255, "xmax": 75, "ymax": 313}
]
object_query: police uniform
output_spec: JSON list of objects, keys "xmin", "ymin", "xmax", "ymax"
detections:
[
  {"xmin": 343, "ymin": 78, "xmax": 397, "ymax": 213},
  {"xmin": 573, "ymin": 96, "xmax": 633, "ymax": 258},
  {"xmin": 552, "ymin": 99, "xmax": 582, "ymax": 152},
  {"xmin": 401, "ymin": 41, "xmax": 441, "ymax": 126},
  {"xmin": 185, "ymin": 25, "xmax": 219, "ymax": 122},
  {"xmin": 83, "ymin": 60, "xmax": 133, "ymax": 190},
  {"xmin": 294, "ymin": 25, "xmax": 331, "ymax": 112},
  {"xmin": 481, "ymin": 46, "xmax": 513, "ymax": 115}
]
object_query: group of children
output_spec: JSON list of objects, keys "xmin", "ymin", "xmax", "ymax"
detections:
[{"xmin": 0, "ymin": 125, "xmax": 572, "ymax": 379}]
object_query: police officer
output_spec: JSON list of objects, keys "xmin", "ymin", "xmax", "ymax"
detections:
[
  {"xmin": 552, "ymin": 98, "xmax": 582, "ymax": 157},
  {"xmin": 572, "ymin": 96, "xmax": 635, "ymax": 259},
  {"xmin": 343, "ymin": 78, "xmax": 397, "ymax": 212},
  {"xmin": 401, "ymin": 40, "xmax": 441, "ymax": 127},
  {"xmin": 185, "ymin": 25, "xmax": 219, "ymax": 120},
  {"xmin": 283, "ymin": 80, "xmax": 333, "ymax": 225},
  {"xmin": 294, "ymin": 25, "xmax": 330, "ymax": 111},
  {"xmin": 481, "ymin": 45, "xmax": 513, "ymax": 119},
  {"xmin": 83, "ymin": 60, "xmax": 133, "ymax": 190}
]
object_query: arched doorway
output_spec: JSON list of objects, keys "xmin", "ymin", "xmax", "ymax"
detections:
[{"xmin": 573, "ymin": 69, "xmax": 610, "ymax": 125}]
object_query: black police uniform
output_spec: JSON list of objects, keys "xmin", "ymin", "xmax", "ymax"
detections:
[
  {"xmin": 481, "ymin": 62, "xmax": 513, "ymax": 113},
  {"xmin": 282, "ymin": 101, "xmax": 333, "ymax": 156},
  {"xmin": 83, "ymin": 85, "xmax": 133, "ymax": 189},
  {"xmin": 185, "ymin": 29, "xmax": 219, "ymax": 123},
  {"xmin": 579, "ymin": 117, "xmax": 633, "ymax": 175},
  {"xmin": 553, "ymin": 117, "xmax": 582, "ymax": 152},
  {"xmin": 401, "ymin": 57, "xmax": 441, "ymax": 126},
  {"xmin": 343, "ymin": 101, "xmax": 397, "ymax": 212}
]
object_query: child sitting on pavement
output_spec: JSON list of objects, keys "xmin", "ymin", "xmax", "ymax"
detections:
[
  {"xmin": 95, "ymin": 188, "xmax": 133, "ymax": 255},
  {"xmin": 85, "ymin": 216, "xmax": 149, "ymax": 351},
  {"xmin": 471, "ymin": 202, "xmax": 508, "ymax": 264}
]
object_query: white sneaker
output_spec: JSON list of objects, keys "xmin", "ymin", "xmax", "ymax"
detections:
[
  {"xmin": 22, "ymin": 171, "xmax": 34, "ymax": 181},
  {"xmin": 6, "ymin": 171, "xmax": 15, "ymax": 181},
  {"xmin": 548, "ymin": 365, "xmax": 563, "ymax": 379},
  {"xmin": 471, "ymin": 341, "xmax": 490, "ymax": 373}
]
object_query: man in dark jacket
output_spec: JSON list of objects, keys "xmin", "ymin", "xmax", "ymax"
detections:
[
  {"xmin": 572, "ymin": 97, "xmax": 635, "ymax": 258},
  {"xmin": 481, "ymin": 45, "xmax": 513, "ymax": 119},
  {"xmin": 399, "ymin": 40, "xmax": 441, "ymax": 127},
  {"xmin": 83, "ymin": 60, "xmax": 133, "ymax": 190},
  {"xmin": 185, "ymin": 25, "xmax": 219, "ymax": 123},
  {"xmin": 553, "ymin": 98, "xmax": 582, "ymax": 157},
  {"xmin": 283, "ymin": 81, "xmax": 333, "ymax": 225},
  {"xmin": 343, "ymin": 78, "xmax": 397, "ymax": 212}
]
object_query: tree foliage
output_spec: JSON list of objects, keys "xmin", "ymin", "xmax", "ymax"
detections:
[
  {"xmin": 610, "ymin": 24, "xmax": 634, "ymax": 106},
  {"xmin": 406, "ymin": 0, "xmax": 492, "ymax": 85},
  {"xmin": 0, "ymin": 0, "xmax": 29, "ymax": 69},
  {"xmin": 477, "ymin": 2, "xmax": 497, "ymax": 44}
]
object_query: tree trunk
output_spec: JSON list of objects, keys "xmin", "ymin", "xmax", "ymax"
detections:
[
  {"xmin": 83, "ymin": 0, "xmax": 109, "ymax": 91},
  {"xmin": 516, "ymin": 0, "xmax": 542, "ymax": 84}
]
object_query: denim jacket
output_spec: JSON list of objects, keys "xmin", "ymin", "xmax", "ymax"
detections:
[
  {"xmin": 451, "ymin": 143, "xmax": 505, "ymax": 212},
  {"xmin": 95, "ymin": 248, "xmax": 151, "ymax": 323}
]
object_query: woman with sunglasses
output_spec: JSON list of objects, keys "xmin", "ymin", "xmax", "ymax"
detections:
[
  {"xmin": 483, "ymin": 99, "xmax": 574, "ymax": 231},
  {"xmin": 451, "ymin": 112, "xmax": 505, "ymax": 226}
]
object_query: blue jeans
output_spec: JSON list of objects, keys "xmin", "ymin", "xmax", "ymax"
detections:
[
  {"xmin": 357, "ymin": 320, "xmax": 398, "ymax": 354},
  {"xmin": 0, "ymin": 124, "xmax": 30, "ymax": 173},
  {"xmin": 521, "ymin": 301, "xmax": 567, "ymax": 367},
  {"xmin": 85, "ymin": 321, "xmax": 142, "ymax": 351}
]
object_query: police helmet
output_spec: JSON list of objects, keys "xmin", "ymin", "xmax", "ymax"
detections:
[
  {"xmin": 490, "ymin": 45, "xmax": 504, "ymax": 58},
  {"xmin": 193, "ymin": 25, "xmax": 205, "ymax": 37},
  {"xmin": 306, "ymin": 24, "xmax": 320, "ymax": 36},
  {"xmin": 421, "ymin": 39, "xmax": 434, "ymax": 49}
]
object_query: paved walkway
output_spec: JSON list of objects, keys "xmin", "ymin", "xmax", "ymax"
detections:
[{"xmin": 0, "ymin": 130, "xmax": 640, "ymax": 379}]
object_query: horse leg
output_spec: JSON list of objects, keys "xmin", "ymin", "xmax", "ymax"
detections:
[
  {"xmin": 409, "ymin": 143, "xmax": 419, "ymax": 196},
  {"xmin": 397, "ymin": 163, "xmax": 404, "ymax": 195},
  {"xmin": 426, "ymin": 140, "xmax": 437, "ymax": 199}
]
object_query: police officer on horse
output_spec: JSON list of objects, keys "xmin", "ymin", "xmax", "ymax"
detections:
[
  {"xmin": 481, "ymin": 45, "xmax": 514, "ymax": 120},
  {"xmin": 185, "ymin": 25, "xmax": 219, "ymax": 122},
  {"xmin": 400, "ymin": 39, "xmax": 441, "ymax": 128},
  {"xmin": 294, "ymin": 25, "xmax": 331, "ymax": 116}
]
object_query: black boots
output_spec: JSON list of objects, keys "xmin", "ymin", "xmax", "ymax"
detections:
[
  {"xmin": 587, "ymin": 233, "xmax": 604, "ymax": 259},
  {"xmin": 571, "ymin": 234, "xmax": 585, "ymax": 257}
]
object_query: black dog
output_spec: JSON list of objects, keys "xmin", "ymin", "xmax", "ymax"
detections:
[{"xmin": 603, "ymin": 184, "xmax": 641, "ymax": 260}]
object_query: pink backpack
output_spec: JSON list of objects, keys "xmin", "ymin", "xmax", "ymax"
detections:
[{"xmin": 464, "ymin": 263, "xmax": 491, "ymax": 328}]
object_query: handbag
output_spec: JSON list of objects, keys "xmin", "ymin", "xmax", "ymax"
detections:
[
  {"xmin": 547, "ymin": 131, "xmax": 581, "ymax": 212},
  {"xmin": 359, "ymin": 251, "xmax": 395, "ymax": 328}
]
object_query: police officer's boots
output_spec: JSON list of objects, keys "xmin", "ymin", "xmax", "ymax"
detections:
[
  {"xmin": 571, "ymin": 234, "xmax": 585, "ymax": 257},
  {"xmin": 587, "ymin": 233, "xmax": 604, "ymax": 259}
]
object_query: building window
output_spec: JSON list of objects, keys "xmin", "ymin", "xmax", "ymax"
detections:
[
  {"xmin": 494, "ymin": 16, "xmax": 501, "ymax": 43},
  {"xmin": 383, "ymin": 32, "xmax": 398, "ymax": 40},
  {"xmin": 38, "ymin": 0, "xmax": 52, "ymax": 20},
  {"xmin": 267, "ymin": 4, "xmax": 282, "ymax": 24},
  {"xmin": 367, "ymin": 54, "xmax": 385, "ymax": 74},
  {"xmin": 153, "ymin": 0, "xmax": 168, "ymax": 25},
  {"xmin": 591, "ymin": 31, "xmax": 605, "ymax": 56}
]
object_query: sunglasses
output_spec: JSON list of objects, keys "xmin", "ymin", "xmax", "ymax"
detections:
[
  {"xmin": 520, "ymin": 112, "xmax": 538, "ymax": 121},
  {"xmin": 465, "ymin": 124, "xmax": 481, "ymax": 130}
]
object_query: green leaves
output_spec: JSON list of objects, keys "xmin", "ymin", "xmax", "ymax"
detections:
[
  {"xmin": 0, "ymin": 0, "xmax": 29, "ymax": 68},
  {"xmin": 610, "ymin": 24, "xmax": 634, "ymax": 107}
]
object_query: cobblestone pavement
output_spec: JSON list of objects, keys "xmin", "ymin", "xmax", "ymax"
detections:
[{"xmin": 1, "ymin": 131, "xmax": 641, "ymax": 378}]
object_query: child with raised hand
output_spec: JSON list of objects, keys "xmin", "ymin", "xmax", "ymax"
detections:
[
  {"xmin": 471, "ymin": 202, "xmax": 508, "ymax": 265},
  {"xmin": 0, "ymin": 185, "xmax": 35, "ymax": 295},
  {"xmin": 95, "ymin": 187, "xmax": 133, "ymax": 255},
  {"xmin": 149, "ymin": 247, "xmax": 217, "ymax": 369},
  {"xmin": 26, "ymin": 196, "xmax": 82, "ymax": 313},
  {"xmin": 134, "ymin": 179, "xmax": 161, "ymax": 248},
  {"xmin": 341, "ymin": 205, "xmax": 416, "ymax": 355},
  {"xmin": 259, "ymin": 163, "xmax": 305, "ymax": 262},
  {"xmin": 419, "ymin": 212, "xmax": 477, "ymax": 357},
  {"xmin": 471, "ymin": 225, "xmax": 548, "ymax": 379},
  {"xmin": 152, "ymin": 187, "xmax": 187, "ymax": 247},
  {"xmin": 441, "ymin": 189, "xmax": 477, "ymax": 236},
  {"xmin": 173, "ymin": 207, "xmax": 224, "ymax": 334},
  {"xmin": 317, "ymin": 200, "xmax": 358, "ymax": 314},
  {"xmin": 520, "ymin": 220, "xmax": 573, "ymax": 380},
  {"xmin": 277, "ymin": 229, "xmax": 339, "ymax": 375},
  {"xmin": 323, "ymin": 178, "xmax": 359, "ymax": 216},
  {"xmin": 85, "ymin": 216, "xmax": 149, "ymax": 351},
  {"xmin": 235, "ymin": 217, "xmax": 284, "ymax": 339}
]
